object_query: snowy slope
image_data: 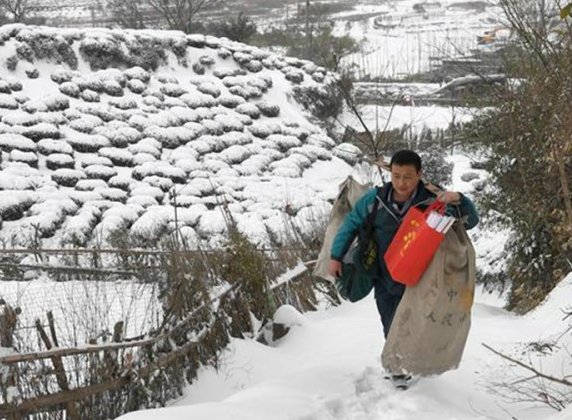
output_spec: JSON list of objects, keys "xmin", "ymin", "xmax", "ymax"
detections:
[
  {"xmin": 116, "ymin": 277, "xmax": 572, "ymax": 420},
  {"xmin": 0, "ymin": 24, "xmax": 354, "ymax": 249}
]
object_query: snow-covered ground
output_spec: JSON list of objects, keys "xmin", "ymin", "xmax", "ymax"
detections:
[
  {"xmin": 337, "ymin": 0, "xmax": 505, "ymax": 79},
  {"xmin": 117, "ymin": 278, "xmax": 572, "ymax": 420}
]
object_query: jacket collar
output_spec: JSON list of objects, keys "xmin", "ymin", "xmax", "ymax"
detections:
[{"xmin": 379, "ymin": 180, "xmax": 436, "ymax": 220}]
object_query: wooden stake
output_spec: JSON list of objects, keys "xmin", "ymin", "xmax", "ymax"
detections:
[{"xmin": 36, "ymin": 317, "xmax": 80, "ymax": 420}]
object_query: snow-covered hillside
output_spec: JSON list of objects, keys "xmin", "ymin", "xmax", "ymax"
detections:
[{"xmin": 0, "ymin": 24, "xmax": 353, "ymax": 249}]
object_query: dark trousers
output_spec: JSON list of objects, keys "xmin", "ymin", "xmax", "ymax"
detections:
[{"xmin": 374, "ymin": 283, "xmax": 404, "ymax": 338}]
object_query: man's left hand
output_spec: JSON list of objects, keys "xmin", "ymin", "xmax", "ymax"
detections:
[{"xmin": 437, "ymin": 191, "xmax": 461, "ymax": 205}]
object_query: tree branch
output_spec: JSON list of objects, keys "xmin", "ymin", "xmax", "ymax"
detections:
[{"xmin": 482, "ymin": 342, "xmax": 572, "ymax": 387}]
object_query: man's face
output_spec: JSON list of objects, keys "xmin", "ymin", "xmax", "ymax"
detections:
[{"xmin": 390, "ymin": 164, "xmax": 421, "ymax": 200}]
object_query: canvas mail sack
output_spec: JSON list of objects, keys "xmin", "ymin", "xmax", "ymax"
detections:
[
  {"xmin": 313, "ymin": 176, "xmax": 368, "ymax": 281},
  {"xmin": 381, "ymin": 221, "xmax": 476, "ymax": 376}
]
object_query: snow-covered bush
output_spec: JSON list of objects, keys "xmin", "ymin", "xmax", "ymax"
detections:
[
  {"xmin": 133, "ymin": 153, "xmax": 156, "ymax": 165},
  {"xmin": 126, "ymin": 79, "xmax": 146, "ymax": 94},
  {"xmin": 199, "ymin": 55, "xmax": 215, "ymax": 67},
  {"xmin": 65, "ymin": 130, "xmax": 110, "ymax": 153},
  {"xmin": 192, "ymin": 61, "xmax": 206, "ymax": 75},
  {"xmin": 1, "ymin": 110, "xmax": 39, "ymax": 126},
  {"xmin": 289, "ymin": 145, "xmax": 332, "ymax": 161},
  {"xmin": 103, "ymin": 79, "xmax": 124, "ymax": 96},
  {"xmin": 109, "ymin": 97, "xmax": 137, "ymax": 110},
  {"xmin": 75, "ymin": 179, "xmax": 108, "ymax": 191},
  {"xmin": 96, "ymin": 187, "xmax": 128, "ymax": 203},
  {"xmin": 332, "ymin": 143, "xmax": 361, "ymax": 165},
  {"xmin": 217, "ymin": 144, "xmax": 252, "ymax": 164},
  {"xmin": 46, "ymin": 94, "xmax": 70, "ymax": 112},
  {"xmin": 213, "ymin": 113, "xmax": 244, "ymax": 132},
  {"xmin": 0, "ymin": 133, "xmax": 36, "ymax": 152},
  {"xmin": 129, "ymin": 206, "xmax": 169, "ymax": 244},
  {"xmin": 126, "ymin": 194, "xmax": 158, "ymax": 208},
  {"xmin": 0, "ymin": 94, "xmax": 19, "ymax": 110},
  {"xmin": 84, "ymin": 164, "xmax": 117, "ymax": 181},
  {"xmin": 51, "ymin": 68, "xmax": 80, "ymax": 84},
  {"xmin": 200, "ymin": 158, "xmax": 231, "ymax": 173},
  {"xmin": 245, "ymin": 60, "xmax": 263, "ymax": 73},
  {"xmin": 306, "ymin": 133, "xmax": 336, "ymax": 149},
  {"xmin": 80, "ymin": 89, "xmax": 100, "ymax": 102},
  {"xmin": 217, "ymin": 47, "xmax": 231, "ymax": 59},
  {"xmin": 7, "ymin": 79, "xmax": 22, "ymax": 92},
  {"xmin": 37, "ymin": 139, "xmax": 73, "ymax": 155},
  {"xmin": 60, "ymin": 204, "xmax": 101, "ymax": 245},
  {"xmin": 78, "ymin": 154, "xmax": 112, "ymax": 168},
  {"xmin": 51, "ymin": 168, "xmax": 86, "ymax": 187},
  {"xmin": 132, "ymin": 162, "xmax": 185, "ymax": 183},
  {"xmin": 282, "ymin": 67, "xmax": 304, "ymax": 84},
  {"xmin": 292, "ymin": 84, "xmax": 342, "ymax": 120},
  {"xmin": 0, "ymin": 191, "xmax": 36, "ymax": 221},
  {"xmin": 108, "ymin": 175, "xmax": 134, "ymax": 191},
  {"xmin": 171, "ymin": 107, "xmax": 200, "ymax": 124},
  {"xmin": 269, "ymin": 158, "xmax": 303, "ymax": 178},
  {"xmin": 282, "ymin": 123, "xmax": 309, "ymax": 141},
  {"xmin": 142, "ymin": 175, "xmax": 173, "ymax": 192},
  {"xmin": 59, "ymin": 82, "xmax": 81, "ymax": 98},
  {"xmin": 160, "ymin": 83, "xmax": 187, "ymax": 98},
  {"xmin": 173, "ymin": 157, "xmax": 200, "ymax": 173},
  {"xmin": 46, "ymin": 153, "xmax": 75, "ymax": 170},
  {"xmin": 156, "ymin": 73, "xmax": 178, "ymax": 84},
  {"xmin": 197, "ymin": 82, "xmax": 221, "ymax": 98},
  {"xmin": 98, "ymin": 147, "xmax": 134, "ymax": 166},
  {"xmin": 266, "ymin": 134, "xmax": 302, "ymax": 152},
  {"xmin": 9, "ymin": 150, "xmax": 38, "ymax": 167},
  {"xmin": 219, "ymin": 131, "xmax": 252, "ymax": 147},
  {"xmin": 124, "ymin": 66, "xmax": 150, "ymax": 82},
  {"xmin": 129, "ymin": 138, "xmax": 162, "ymax": 157},
  {"xmin": 0, "ymin": 80, "xmax": 12, "ymax": 93},
  {"xmin": 25, "ymin": 67, "xmax": 40, "ymax": 79},
  {"xmin": 248, "ymin": 120, "xmax": 282, "ymax": 139},
  {"xmin": 227, "ymin": 85, "xmax": 250, "ymax": 100},
  {"xmin": 213, "ymin": 68, "xmax": 246, "ymax": 79},
  {"xmin": 180, "ymin": 92, "xmax": 216, "ymax": 109},
  {"xmin": 218, "ymin": 93, "xmax": 246, "ymax": 108},
  {"xmin": 16, "ymin": 29, "xmax": 78, "ymax": 69},
  {"xmin": 130, "ymin": 185, "xmax": 165, "ymax": 202},
  {"xmin": 199, "ymin": 119, "xmax": 224, "ymax": 135},
  {"xmin": 22, "ymin": 123, "xmax": 60, "ymax": 141},
  {"xmin": 93, "ymin": 124, "xmax": 140, "ymax": 147},
  {"xmin": 79, "ymin": 36, "xmax": 126, "ymax": 71},
  {"xmin": 256, "ymin": 101, "xmax": 280, "ymax": 117},
  {"xmin": 69, "ymin": 115, "xmax": 104, "ymax": 133}
]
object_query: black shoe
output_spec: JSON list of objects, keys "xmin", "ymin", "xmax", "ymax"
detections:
[{"xmin": 390, "ymin": 374, "xmax": 413, "ymax": 390}]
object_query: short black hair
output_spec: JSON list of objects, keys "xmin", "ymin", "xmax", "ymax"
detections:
[{"xmin": 390, "ymin": 150, "xmax": 422, "ymax": 172}]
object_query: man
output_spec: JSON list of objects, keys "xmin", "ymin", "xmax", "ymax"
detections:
[{"xmin": 328, "ymin": 150, "xmax": 479, "ymax": 379}]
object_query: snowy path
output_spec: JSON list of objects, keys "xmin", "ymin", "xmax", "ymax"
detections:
[{"xmin": 118, "ymin": 279, "xmax": 572, "ymax": 420}]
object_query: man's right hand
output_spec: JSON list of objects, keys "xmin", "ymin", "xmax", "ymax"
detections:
[{"xmin": 328, "ymin": 259, "xmax": 342, "ymax": 278}]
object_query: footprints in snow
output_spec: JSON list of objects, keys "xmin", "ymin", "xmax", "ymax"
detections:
[{"xmin": 297, "ymin": 366, "xmax": 419, "ymax": 420}]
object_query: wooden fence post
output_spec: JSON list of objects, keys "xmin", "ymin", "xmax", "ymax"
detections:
[
  {"xmin": 0, "ymin": 302, "xmax": 20, "ymax": 420},
  {"xmin": 36, "ymin": 313, "xmax": 80, "ymax": 420}
]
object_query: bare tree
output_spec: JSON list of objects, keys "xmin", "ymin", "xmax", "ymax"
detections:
[
  {"xmin": 0, "ymin": 0, "xmax": 39, "ymax": 22},
  {"xmin": 107, "ymin": 0, "xmax": 146, "ymax": 29},
  {"xmin": 146, "ymin": 0, "xmax": 222, "ymax": 33}
]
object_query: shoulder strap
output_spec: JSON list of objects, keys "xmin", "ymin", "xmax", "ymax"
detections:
[{"xmin": 364, "ymin": 187, "xmax": 382, "ymax": 237}]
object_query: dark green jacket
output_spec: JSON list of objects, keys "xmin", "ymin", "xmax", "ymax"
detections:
[{"xmin": 330, "ymin": 181, "xmax": 479, "ymax": 296}]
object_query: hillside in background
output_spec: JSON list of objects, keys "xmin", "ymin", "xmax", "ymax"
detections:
[{"xmin": 0, "ymin": 24, "xmax": 352, "ymax": 250}]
